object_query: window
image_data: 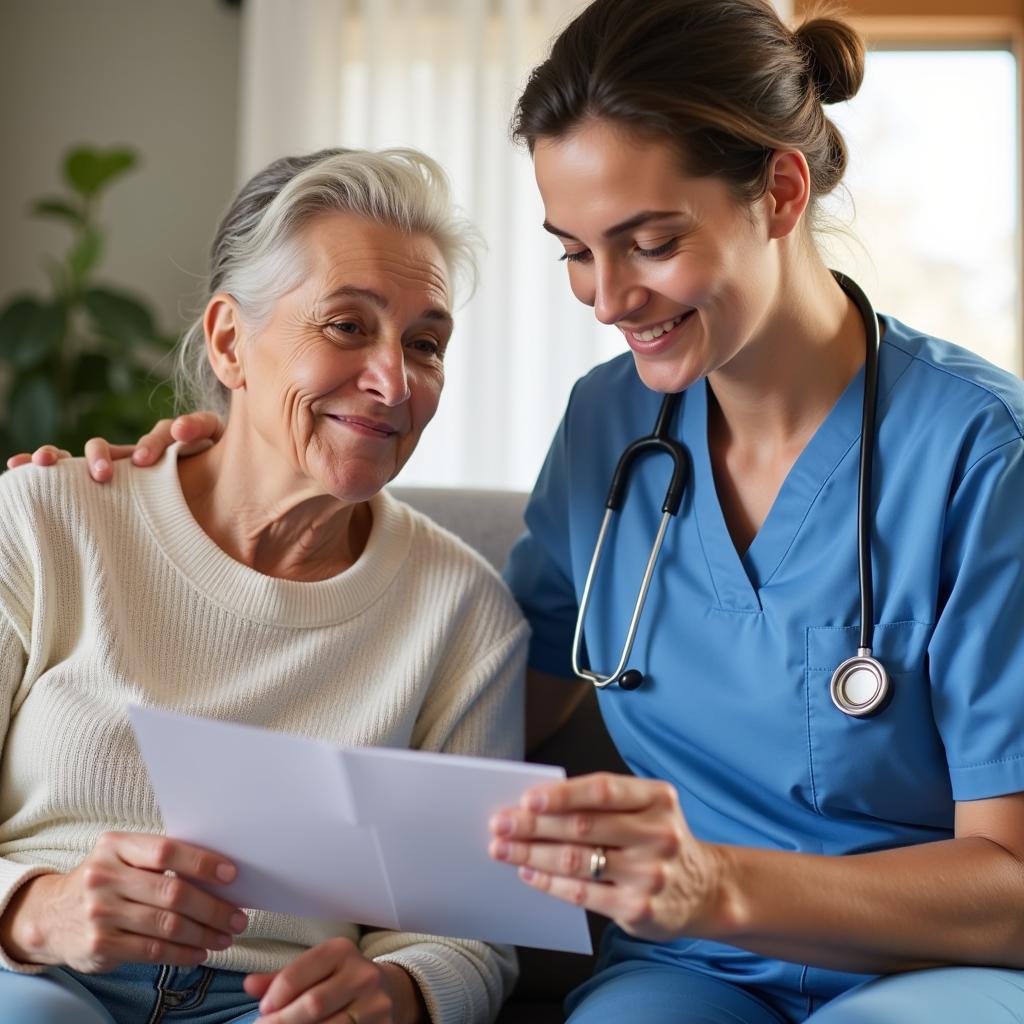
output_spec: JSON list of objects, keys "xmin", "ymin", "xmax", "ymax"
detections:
[{"xmin": 823, "ymin": 47, "xmax": 1020, "ymax": 374}]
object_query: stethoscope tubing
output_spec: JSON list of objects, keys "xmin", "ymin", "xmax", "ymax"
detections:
[
  {"xmin": 571, "ymin": 393, "xmax": 687, "ymax": 688},
  {"xmin": 572, "ymin": 507, "xmax": 675, "ymax": 687},
  {"xmin": 834, "ymin": 271, "xmax": 881, "ymax": 655}
]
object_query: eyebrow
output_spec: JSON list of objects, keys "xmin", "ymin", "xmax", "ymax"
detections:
[
  {"xmin": 542, "ymin": 210, "xmax": 688, "ymax": 242},
  {"xmin": 324, "ymin": 285, "xmax": 453, "ymax": 327}
]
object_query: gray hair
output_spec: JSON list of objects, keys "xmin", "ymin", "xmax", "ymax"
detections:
[{"xmin": 174, "ymin": 148, "xmax": 481, "ymax": 414}]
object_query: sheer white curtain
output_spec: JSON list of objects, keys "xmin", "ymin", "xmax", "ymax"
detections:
[{"xmin": 239, "ymin": 0, "xmax": 623, "ymax": 489}]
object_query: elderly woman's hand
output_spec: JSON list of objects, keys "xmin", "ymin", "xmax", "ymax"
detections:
[
  {"xmin": 245, "ymin": 937, "xmax": 419, "ymax": 1024},
  {"xmin": 0, "ymin": 832, "xmax": 247, "ymax": 971},
  {"xmin": 4, "ymin": 412, "xmax": 225, "ymax": 481},
  {"xmin": 488, "ymin": 772, "xmax": 729, "ymax": 943}
]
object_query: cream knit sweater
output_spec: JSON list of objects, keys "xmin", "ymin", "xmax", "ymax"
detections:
[{"xmin": 0, "ymin": 446, "xmax": 528, "ymax": 1024}]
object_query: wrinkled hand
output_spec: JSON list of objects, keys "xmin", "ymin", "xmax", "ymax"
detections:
[
  {"xmin": 245, "ymin": 937, "xmax": 397, "ymax": 1024},
  {"xmin": 0, "ymin": 832, "xmax": 247, "ymax": 972},
  {"xmin": 4, "ymin": 411, "xmax": 225, "ymax": 481},
  {"xmin": 489, "ymin": 772, "xmax": 726, "ymax": 943}
]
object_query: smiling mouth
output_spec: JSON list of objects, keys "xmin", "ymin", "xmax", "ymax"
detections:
[
  {"xmin": 627, "ymin": 311, "xmax": 694, "ymax": 343},
  {"xmin": 325, "ymin": 414, "xmax": 398, "ymax": 439}
]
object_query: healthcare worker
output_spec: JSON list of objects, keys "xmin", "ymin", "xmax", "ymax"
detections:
[
  {"xmin": 9, "ymin": 1, "xmax": 1024, "ymax": 1021},
  {"xmin": 484, "ymin": 1, "xmax": 1024, "ymax": 1021}
]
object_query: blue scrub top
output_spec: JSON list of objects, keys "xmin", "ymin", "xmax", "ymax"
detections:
[{"xmin": 503, "ymin": 316, "xmax": 1024, "ymax": 1000}]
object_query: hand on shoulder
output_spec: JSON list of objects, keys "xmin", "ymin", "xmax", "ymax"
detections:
[{"xmin": 4, "ymin": 413, "xmax": 224, "ymax": 482}]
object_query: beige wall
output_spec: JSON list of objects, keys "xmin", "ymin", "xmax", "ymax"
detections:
[{"xmin": 0, "ymin": 0, "xmax": 241, "ymax": 334}]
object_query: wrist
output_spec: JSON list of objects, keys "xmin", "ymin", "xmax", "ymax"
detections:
[
  {"xmin": 0, "ymin": 874, "xmax": 60, "ymax": 966},
  {"xmin": 692, "ymin": 842, "xmax": 750, "ymax": 943},
  {"xmin": 379, "ymin": 962, "xmax": 429, "ymax": 1024}
]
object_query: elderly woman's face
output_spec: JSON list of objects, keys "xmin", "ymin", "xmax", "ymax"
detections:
[{"xmin": 238, "ymin": 212, "xmax": 453, "ymax": 502}]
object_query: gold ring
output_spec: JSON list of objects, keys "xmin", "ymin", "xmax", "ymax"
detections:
[{"xmin": 588, "ymin": 845, "xmax": 608, "ymax": 881}]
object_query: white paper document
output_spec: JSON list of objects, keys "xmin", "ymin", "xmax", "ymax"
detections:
[{"xmin": 128, "ymin": 705, "xmax": 592, "ymax": 954}]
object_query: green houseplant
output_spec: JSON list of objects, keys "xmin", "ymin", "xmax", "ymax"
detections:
[{"xmin": 0, "ymin": 146, "xmax": 177, "ymax": 461}]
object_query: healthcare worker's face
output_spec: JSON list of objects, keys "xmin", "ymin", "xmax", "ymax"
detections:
[
  {"xmin": 228, "ymin": 212, "xmax": 453, "ymax": 502},
  {"xmin": 533, "ymin": 118, "xmax": 780, "ymax": 394}
]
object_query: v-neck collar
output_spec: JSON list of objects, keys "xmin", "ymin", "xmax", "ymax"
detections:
[{"xmin": 686, "ymin": 355, "xmax": 868, "ymax": 612}]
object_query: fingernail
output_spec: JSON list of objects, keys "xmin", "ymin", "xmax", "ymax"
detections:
[
  {"xmin": 519, "ymin": 866, "xmax": 536, "ymax": 882},
  {"xmin": 527, "ymin": 793, "xmax": 547, "ymax": 813},
  {"xmin": 216, "ymin": 862, "xmax": 236, "ymax": 882},
  {"xmin": 132, "ymin": 447, "xmax": 151, "ymax": 464},
  {"xmin": 491, "ymin": 813, "xmax": 512, "ymax": 836},
  {"xmin": 94, "ymin": 459, "xmax": 111, "ymax": 476},
  {"xmin": 214, "ymin": 932, "xmax": 232, "ymax": 949},
  {"xmin": 231, "ymin": 911, "xmax": 248, "ymax": 933},
  {"xmin": 492, "ymin": 840, "xmax": 510, "ymax": 860}
]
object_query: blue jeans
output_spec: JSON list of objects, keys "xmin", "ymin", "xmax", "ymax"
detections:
[
  {"xmin": 0, "ymin": 962, "xmax": 261, "ymax": 1024},
  {"xmin": 565, "ymin": 961, "xmax": 1024, "ymax": 1023}
]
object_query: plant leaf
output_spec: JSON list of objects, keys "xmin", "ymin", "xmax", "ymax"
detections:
[
  {"xmin": 63, "ymin": 146, "xmax": 138, "ymax": 198},
  {"xmin": 0, "ymin": 422, "xmax": 12, "ymax": 465},
  {"xmin": 0, "ymin": 297, "xmax": 42, "ymax": 357},
  {"xmin": 8, "ymin": 375, "xmax": 62, "ymax": 452},
  {"xmin": 0, "ymin": 296, "xmax": 65, "ymax": 369},
  {"xmin": 68, "ymin": 226, "xmax": 103, "ymax": 283},
  {"xmin": 30, "ymin": 196, "xmax": 86, "ymax": 226},
  {"xmin": 71, "ymin": 351, "xmax": 111, "ymax": 396},
  {"xmin": 82, "ymin": 287, "xmax": 156, "ymax": 348},
  {"xmin": 81, "ymin": 378, "xmax": 174, "ymax": 428}
]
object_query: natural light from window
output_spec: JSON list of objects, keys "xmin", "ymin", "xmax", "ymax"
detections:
[{"xmin": 823, "ymin": 48, "xmax": 1020, "ymax": 375}]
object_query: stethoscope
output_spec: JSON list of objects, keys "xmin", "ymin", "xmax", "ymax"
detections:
[{"xmin": 571, "ymin": 270, "xmax": 892, "ymax": 718}]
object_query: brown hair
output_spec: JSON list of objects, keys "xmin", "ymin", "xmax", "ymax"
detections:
[{"xmin": 512, "ymin": 0, "xmax": 864, "ymax": 206}]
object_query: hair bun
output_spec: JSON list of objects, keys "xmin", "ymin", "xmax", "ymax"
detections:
[{"xmin": 796, "ymin": 15, "xmax": 865, "ymax": 105}]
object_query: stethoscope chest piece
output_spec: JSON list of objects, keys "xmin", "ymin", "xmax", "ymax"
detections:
[{"xmin": 830, "ymin": 651, "xmax": 891, "ymax": 718}]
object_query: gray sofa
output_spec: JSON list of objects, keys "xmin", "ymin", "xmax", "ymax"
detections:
[{"xmin": 391, "ymin": 487, "xmax": 628, "ymax": 1024}]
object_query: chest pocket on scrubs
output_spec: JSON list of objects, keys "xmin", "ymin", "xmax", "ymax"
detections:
[{"xmin": 805, "ymin": 620, "xmax": 951, "ymax": 828}]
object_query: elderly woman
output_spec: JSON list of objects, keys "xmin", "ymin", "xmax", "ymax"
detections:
[{"xmin": 0, "ymin": 149, "xmax": 526, "ymax": 1024}]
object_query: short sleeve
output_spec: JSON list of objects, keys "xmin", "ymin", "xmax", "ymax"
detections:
[
  {"xmin": 928, "ymin": 436, "xmax": 1024, "ymax": 800},
  {"xmin": 502, "ymin": 394, "xmax": 580, "ymax": 679}
]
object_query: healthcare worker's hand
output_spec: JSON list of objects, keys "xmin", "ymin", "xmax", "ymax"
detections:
[
  {"xmin": 4, "ymin": 411, "xmax": 225, "ymax": 481},
  {"xmin": 0, "ymin": 832, "xmax": 248, "ymax": 971},
  {"xmin": 244, "ymin": 937, "xmax": 422, "ymax": 1024},
  {"xmin": 489, "ymin": 772, "xmax": 726, "ymax": 943}
]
